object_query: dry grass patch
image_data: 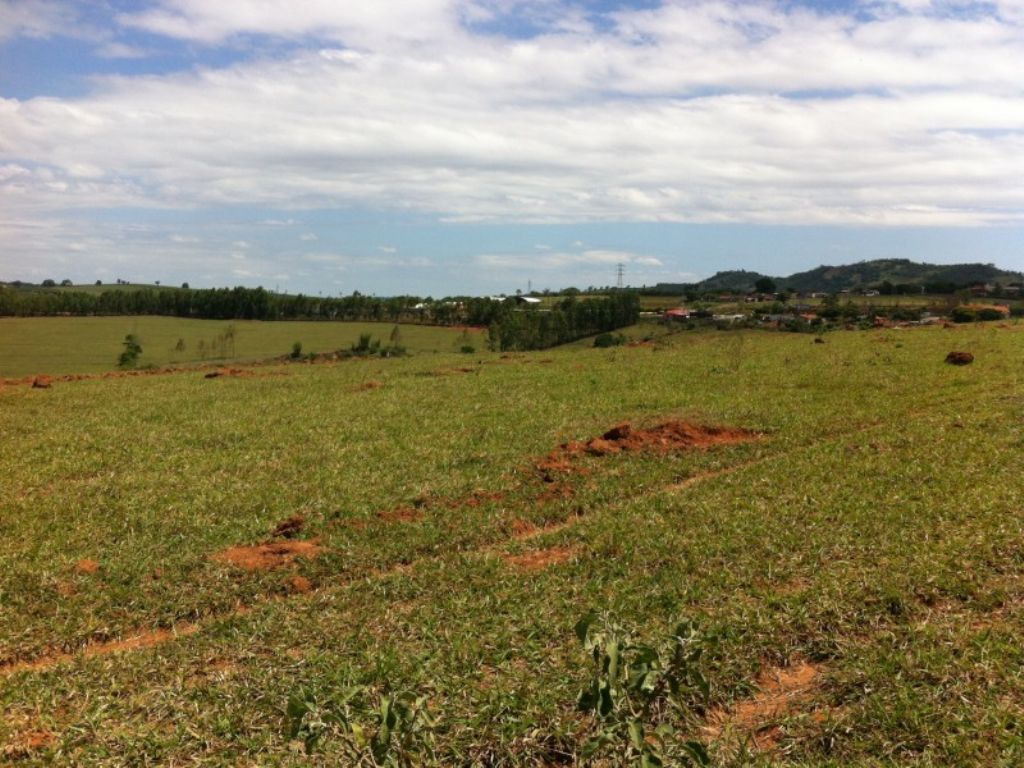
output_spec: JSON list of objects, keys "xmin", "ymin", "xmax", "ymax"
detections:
[{"xmin": 704, "ymin": 658, "xmax": 824, "ymax": 754}]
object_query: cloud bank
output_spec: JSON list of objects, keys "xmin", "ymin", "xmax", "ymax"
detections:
[{"xmin": 1, "ymin": 0, "xmax": 1022, "ymax": 289}]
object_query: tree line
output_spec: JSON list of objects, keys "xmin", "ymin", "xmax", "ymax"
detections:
[
  {"xmin": 487, "ymin": 293, "xmax": 640, "ymax": 351},
  {"xmin": 0, "ymin": 285, "xmax": 508, "ymax": 325},
  {"xmin": 0, "ymin": 284, "xmax": 641, "ymax": 350}
]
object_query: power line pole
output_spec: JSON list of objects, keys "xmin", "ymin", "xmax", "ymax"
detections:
[{"xmin": 616, "ymin": 263, "xmax": 624, "ymax": 290}]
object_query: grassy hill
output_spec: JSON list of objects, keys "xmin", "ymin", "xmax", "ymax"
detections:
[
  {"xmin": 0, "ymin": 317, "xmax": 482, "ymax": 378},
  {"xmin": 3, "ymin": 322, "xmax": 1024, "ymax": 763},
  {"xmin": 683, "ymin": 259, "xmax": 1023, "ymax": 294}
]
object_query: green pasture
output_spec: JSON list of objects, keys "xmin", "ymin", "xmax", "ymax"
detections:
[
  {"xmin": 2, "ymin": 322, "xmax": 1023, "ymax": 765},
  {"xmin": 0, "ymin": 317, "xmax": 482, "ymax": 378}
]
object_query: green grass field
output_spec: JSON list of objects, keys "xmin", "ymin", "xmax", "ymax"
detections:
[
  {"xmin": 2, "ymin": 321, "xmax": 1023, "ymax": 765},
  {"xmin": 0, "ymin": 317, "xmax": 482, "ymax": 378}
]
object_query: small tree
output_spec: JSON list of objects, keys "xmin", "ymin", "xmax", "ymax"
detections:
[
  {"xmin": 118, "ymin": 334, "xmax": 143, "ymax": 368},
  {"xmin": 754, "ymin": 277, "xmax": 776, "ymax": 294}
]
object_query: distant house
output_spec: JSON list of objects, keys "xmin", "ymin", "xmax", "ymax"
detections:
[
  {"xmin": 489, "ymin": 295, "xmax": 542, "ymax": 305},
  {"xmin": 663, "ymin": 307, "xmax": 691, "ymax": 320}
]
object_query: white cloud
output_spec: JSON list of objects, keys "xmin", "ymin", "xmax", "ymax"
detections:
[
  {"xmin": 0, "ymin": 0, "xmax": 76, "ymax": 41},
  {"xmin": 299, "ymin": 232, "xmax": 317, "ymax": 241},
  {"xmin": 476, "ymin": 249, "xmax": 663, "ymax": 270},
  {"xmin": 1, "ymin": 0, "xmax": 1023, "ymax": 287},
  {"xmin": 95, "ymin": 42, "xmax": 149, "ymax": 59}
]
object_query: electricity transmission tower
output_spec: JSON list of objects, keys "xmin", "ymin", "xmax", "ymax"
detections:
[{"xmin": 616, "ymin": 263, "xmax": 624, "ymax": 290}]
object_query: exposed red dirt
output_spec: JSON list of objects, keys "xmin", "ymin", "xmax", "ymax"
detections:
[
  {"xmin": 451, "ymin": 490, "xmax": 506, "ymax": 509},
  {"xmin": 211, "ymin": 540, "xmax": 322, "ymax": 571},
  {"xmin": 537, "ymin": 421, "xmax": 758, "ymax": 479},
  {"xmin": 945, "ymin": 350, "xmax": 974, "ymax": 365},
  {"xmin": 74, "ymin": 559, "xmax": 100, "ymax": 575},
  {"xmin": 509, "ymin": 518, "xmax": 539, "ymax": 538},
  {"xmin": 537, "ymin": 482, "xmax": 576, "ymax": 503},
  {"xmin": 357, "ymin": 380, "xmax": 383, "ymax": 391},
  {"xmin": 2, "ymin": 728, "xmax": 55, "ymax": 758},
  {"xmin": 1, "ymin": 356, "xmax": 302, "ymax": 388},
  {"xmin": 510, "ymin": 508, "xmax": 586, "ymax": 542},
  {"xmin": 704, "ymin": 658, "xmax": 823, "ymax": 753},
  {"xmin": 288, "ymin": 575, "xmax": 313, "ymax": 594},
  {"xmin": 271, "ymin": 515, "xmax": 305, "ymax": 539},
  {"xmin": 502, "ymin": 545, "xmax": 578, "ymax": 572},
  {"xmin": 1, "ymin": 624, "xmax": 202, "ymax": 677},
  {"xmin": 377, "ymin": 506, "xmax": 422, "ymax": 523}
]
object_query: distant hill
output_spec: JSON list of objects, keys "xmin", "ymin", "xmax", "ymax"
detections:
[
  {"xmin": 678, "ymin": 259, "xmax": 1023, "ymax": 294},
  {"xmin": 781, "ymin": 259, "xmax": 1022, "ymax": 293}
]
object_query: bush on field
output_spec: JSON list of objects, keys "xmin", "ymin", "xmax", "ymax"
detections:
[
  {"xmin": 593, "ymin": 332, "xmax": 626, "ymax": 348},
  {"xmin": 118, "ymin": 334, "xmax": 142, "ymax": 368}
]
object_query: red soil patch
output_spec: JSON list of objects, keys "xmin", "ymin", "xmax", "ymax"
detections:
[
  {"xmin": 2, "ymin": 729, "xmax": 55, "ymax": 758},
  {"xmin": 503, "ymin": 545, "xmax": 578, "ymax": 572},
  {"xmin": 31, "ymin": 375, "xmax": 52, "ymax": 389},
  {"xmin": 704, "ymin": 658, "xmax": 823, "ymax": 753},
  {"xmin": 357, "ymin": 380, "xmax": 383, "ymax": 391},
  {"xmin": 271, "ymin": 515, "xmax": 305, "ymax": 539},
  {"xmin": 377, "ymin": 506, "xmax": 422, "ymax": 523},
  {"xmin": 945, "ymin": 350, "xmax": 974, "ymax": 365},
  {"xmin": 288, "ymin": 575, "xmax": 313, "ymax": 594},
  {"xmin": 451, "ymin": 490, "xmax": 506, "ymax": 509},
  {"xmin": 537, "ymin": 421, "xmax": 758, "ymax": 479},
  {"xmin": 74, "ymin": 559, "xmax": 100, "ymax": 575},
  {"xmin": 211, "ymin": 540, "xmax": 322, "ymax": 571},
  {"xmin": 510, "ymin": 508, "xmax": 585, "ymax": 541},
  {"xmin": 1, "ymin": 624, "xmax": 202, "ymax": 677},
  {"xmin": 537, "ymin": 482, "xmax": 575, "ymax": 503},
  {"xmin": 509, "ymin": 518, "xmax": 539, "ymax": 538}
]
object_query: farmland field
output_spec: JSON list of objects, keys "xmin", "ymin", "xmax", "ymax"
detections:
[
  {"xmin": 2, "ymin": 322, "xmax": 1024, "ymax": 765},
  {"xmin": 0, "ymin": 317, "xmax": 481, "ymax": 378}
]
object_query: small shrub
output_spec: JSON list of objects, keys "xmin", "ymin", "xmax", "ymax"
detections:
[
  {"xmin": 291, "ymin": 341, "xmax": 303, "ymax": 359},
  {"xmin": 460, "ymin": 345, "xmax": 476, "ymax": 354},
  {"xmin": 286, "ymin": 685, "xmax": 435, "ymax": 760},
  {"xmin": 574, "ymin": 612, "xmax": 711, "ymax": 766},
  {"xmin": 118, "ymin": 334, "xmax": 143, "ymax": 368},
  {"xmin": 951, "ymin": 306, "xmax": 977, "ymax": 324},
  {"xmin": 593, "ymin": 333, "xmax": 626, "ymax": 348}
]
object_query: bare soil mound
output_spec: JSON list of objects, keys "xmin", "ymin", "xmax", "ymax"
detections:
[
  {"xmin": 31, "ymin": 375, "xmax": 52, "ymax": 389},
  {"xmin": 503, "ymin": 545, "xmax": 577, "ymax": 571},
  {"xmin": 74, "ymin": 559, "xmax": 100, "ymax": 575},
  {"xmin": 271, "ymin": 515, "xmax": 305, "ymax": 539},
  {"xmin": 537, "ymin": 421, "xmax": 758, "ymax": 479},
  {"xmin": 377, "ymin": 507, "xmax": 422, "ymax": 523},
  {"xmin": 211, "ymin": 540, "xmax": 321, "ymax": 571},
  {"xmin": 945, "ymin": 351, "xmax": 974, "ymax": 365}
]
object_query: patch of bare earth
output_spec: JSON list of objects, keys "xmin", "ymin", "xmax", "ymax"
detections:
[
  {"xmin": 537, "ymin": 421, "xmax": 758, "ymax": 482},
  {"xmin": 74, "ymin": 558, "xmax": 100, "ymax": 575},
  {"xmin": 271, "ymin": 514, "xmax": 305, "ymax": 539},
  {"xmin": 502, "ymin": 545, "xmax": 579, "ymax": 572},
  {"xmin": 1, "ymin": 625, "xmax": 202, "ymax": 677},
  {"xmin": 704, "ymin": 658, "xmax": 823, "ymax": 754},
  {"xmin": 377, "ymin": 506, "xmax": 422, "ymax": 523},
  {"xmin": 211, "ymin": 540, "xmax": 322, "ymax": 571},
  {"xmin": 2, "ymin": 728, "xmax": 55, "ymax": 758}
]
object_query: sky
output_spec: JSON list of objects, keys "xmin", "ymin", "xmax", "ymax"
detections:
[{"xmin": 1, "ymin": 0, "xmax": 1022, "ymax": 296}]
